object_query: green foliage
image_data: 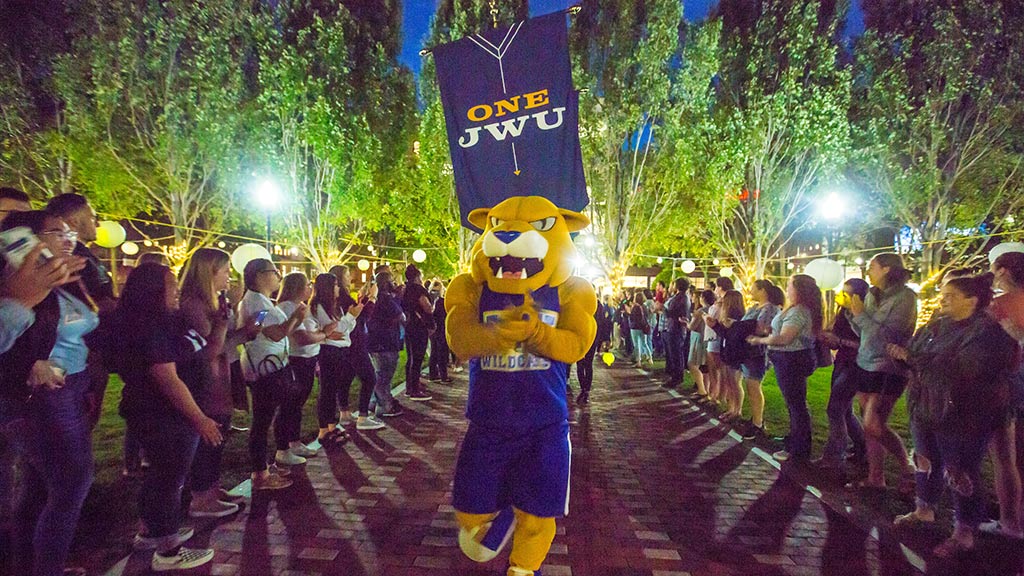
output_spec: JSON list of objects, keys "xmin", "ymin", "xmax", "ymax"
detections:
[
  {"xmin": 852, "ymin": 0, "xmax": 1024, "ymax": 279},
  {"xmin": 699, "ymin": 0, "xmax": 852, "ymax": 285},
  {"xmin": 52, "ymin": 0, "xmax": 250, "ymax": 261}
]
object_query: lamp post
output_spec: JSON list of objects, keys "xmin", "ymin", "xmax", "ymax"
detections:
[
  {"xmin": 816, "ymin": 191, "xmax": 847, "ymax": 255},
  {"xmin": 253, "ymin": 179, "xmax": 281, "ymax": 253}
]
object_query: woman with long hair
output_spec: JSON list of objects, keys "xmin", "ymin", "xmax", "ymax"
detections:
[
  {"xmin": 178, "ymin": 247, "xmax": 244, "ymax": 518},
  {"xmin": 706, "ymin": 289, "xmax": 745, "ymax": 419},
  {"xmin": 629, "ymin": 292, "xmax": 653, "ymax": 368},
  {"xmin": 889, "ymin": 274, "xmax": 1019, "ymax": 558},
  {"xmin": 0, "ymin": 211, "xmax": 97, "ymax": 576},
  {"xmin": 815, "ymin": 278, "xmax": 870, "ymax": 468},
  {"xmin": 736, "ymin": 280, "xmax": 782, "ymax": 439},
  {"xmin": 239, "ymin": 258, "xmax": 307, "ymax": 490},
  {"xmin": 748, "ymin": 274, "xmax": 822, "ymax": 462},
  {"xmin": 849, "ymin": 253, "xmax": 917, "ymax": 490},
  {"xmin": 327, "ymin": 265, "xmax": 384, "ymax": 431},
  {"xmin": 276, "ymin": 272, "xmax": 335, "ymax": 463},
  {"xmin": 686, "ymin": 290, "xmax": 715, "ymax": 399},
  {"xmin": 109, "ymin": 263, "xmax": 221, "ymax": 571},
  {"xmin": 981, "ymin": 251, "xmax": 1024, "ymax": 539}
]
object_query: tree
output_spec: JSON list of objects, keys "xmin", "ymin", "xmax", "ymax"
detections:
[
  {"xmin": 853, "ymin": 0, "xmax": 1024, "ymax": 282},
  {"xmin": 53, "ymin": 0, "xmax": 249, "ymax": 267},
  {"xmin": 250, "ymin": 0, "xmax": 419, "ymax": 272},
  {"xmin": 701, "ymin": 0, "xmax": 852, "ymax": 286},
  {"xmin": 569, "ymin": 0, "xmax": 687, "ymax": 290}
]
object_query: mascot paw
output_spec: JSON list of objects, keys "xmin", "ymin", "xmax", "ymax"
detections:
[{"xmin": 459, "ymin": 506, "xmax": 517, "ymax": 563}]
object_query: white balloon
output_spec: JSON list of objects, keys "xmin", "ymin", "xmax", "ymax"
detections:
[
  {"xmin": 120, "ymin": 241, "xmax": 140, "ymax": 255},
  {"xmin": 357, "ymin": 258, "xmax": 371, "ymax": 271},
  {"xmin": 720, "ymin": 266, "xmax": 733, "ymax": 278},
  {"xmin": 95, "ymin": 220, "xmax": 127, "ymax": 248},
  {"xmin": 231, "ymin": 243, "xmax": 272, "ymax": 275},
  {"xmin": 804, "ymin": 258, "xmax": 844, "ymax": 291},
  {"xmin": 681, "ymin": 260, "xmax": 696, "ymax": 274},
  {"xmin": 412, "ymin": 249, "xmax": 427, "ymax": 263},
  {"xmin": 989, "ymin": 242, "xmax": 1024, "ymax": 264}
]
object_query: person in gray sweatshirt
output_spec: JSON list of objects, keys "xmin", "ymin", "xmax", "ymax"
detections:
[{"xmin": 849, "ymin": 253, "xmax": 917, "ymax": 490}]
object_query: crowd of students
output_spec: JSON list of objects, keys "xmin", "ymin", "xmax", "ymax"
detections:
[
  {"xmin": 0, "ymin": 188, "xmax": 458, "ymax": 574},
  {"xmin": 2, "ymin": 184, "xmax": 1023, "ymax": 571},
  {"xmin": 606, "ymin": 252, "xmax": 1024, "ymax": 559}
]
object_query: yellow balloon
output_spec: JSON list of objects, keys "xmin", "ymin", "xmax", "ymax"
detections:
[{"xmin": 601, "ymin": 352, "xmax": 615, "ymax": 367}]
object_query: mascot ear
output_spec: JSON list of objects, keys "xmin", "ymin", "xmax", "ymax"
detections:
[
  {"xmin": 559, "ymin": 209, "xmax": 590, "ymax": 233},
  {"xmin": 468, "ymin": 208, "xmax": 491, "ymax": 231}
]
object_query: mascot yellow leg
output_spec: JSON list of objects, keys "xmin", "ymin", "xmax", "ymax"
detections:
[
  {"xmin": 456, "ymin": 509, "xmax": 515, "ymax": 562},
  {"xmin": 507, "ymin": 508, "xmax": 556, "ymax": 576}
]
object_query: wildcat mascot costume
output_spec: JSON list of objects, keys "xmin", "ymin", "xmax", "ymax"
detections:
[{"xmin": 446, "ymin": 196, "xmax": 596, "ymax": 576}]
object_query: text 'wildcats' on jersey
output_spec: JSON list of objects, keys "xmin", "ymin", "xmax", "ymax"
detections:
[{"xmin": 467, "ymin": 285, "xmax": 569, "ymax": 433}]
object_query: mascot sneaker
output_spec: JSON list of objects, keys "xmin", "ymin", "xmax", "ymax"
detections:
[{"xmin": 459, "ymin": 506, "xmax": 517, "ymax": 562}]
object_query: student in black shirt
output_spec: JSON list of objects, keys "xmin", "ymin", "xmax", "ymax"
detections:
[
  {"xmin": 106, "ymin": 264, "xmax": 221, "ymax": 571},
  {"xmin": 427, "ymin": 280, "xmax": 451, "ymax": 383},
  {"xmin": 401, "ymin": 265, "xmax": 433, "ymax": 401}
]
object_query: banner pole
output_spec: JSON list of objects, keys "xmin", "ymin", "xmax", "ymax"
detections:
[{"xmin": 418, "ymin": 4, "xmax": 583, "ymax": 56}]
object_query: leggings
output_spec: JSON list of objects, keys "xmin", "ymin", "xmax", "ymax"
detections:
[
  {"xmin": 248, "ymin": 370, "xmax": 288, "ymax": 472},
  {"xmin": 278, "ymin": 357, "xmax": 317, "ymax": 449},
  {"xmin": 336, "ymin": 347, "xmax": 377, "ymax": 416}
]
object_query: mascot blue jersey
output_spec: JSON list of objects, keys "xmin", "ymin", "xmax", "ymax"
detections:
[{"xmin": 467, "ymin": 284, "xmax": 568, "ymax": 433}]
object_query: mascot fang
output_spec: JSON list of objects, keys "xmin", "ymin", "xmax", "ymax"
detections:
[{"xmin": 445, "ymin": 196, "xmax": 597, "ymax": 576}]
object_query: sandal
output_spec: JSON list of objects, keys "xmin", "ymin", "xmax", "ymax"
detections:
[{"xmin": 320, "ymin": 428, "xmax": 349, "ymax": 445}]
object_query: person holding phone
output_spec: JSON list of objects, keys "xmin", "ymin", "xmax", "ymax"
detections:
[
  {"xmin": 178, "ymin": 248, "xmax": 249, "ymax": 519},
  {"xmin": 0, "ymin": 210, "xmax": 98, "ymax": 576},
  {"xmin": 239, "ymin": 258, "xmax": 307, "ymax": 490}
]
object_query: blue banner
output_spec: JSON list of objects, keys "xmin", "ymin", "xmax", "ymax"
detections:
[{"xmin": 433, "ymin": 12, "xmax": 588, "ymax": 230}]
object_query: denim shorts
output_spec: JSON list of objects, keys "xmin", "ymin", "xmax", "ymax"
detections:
[
  {"xmin": 740, "ymin": 356, "xmax": 768, "ymax": 380},
  {"xmin": 855, "ymin": 366, "xmax": 907, "ymax": 396}
]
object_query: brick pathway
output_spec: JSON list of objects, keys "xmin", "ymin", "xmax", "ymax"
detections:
[{"xmin": 101, "ymin": 363, "xmax": 930, "ymax": 576}]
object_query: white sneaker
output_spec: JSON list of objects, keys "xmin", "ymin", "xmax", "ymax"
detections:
[
  {"xmin": 274, "ymin": 450, "xmax": 307, "ymax": 466},
  {"xmin": 305, "ymin": 438, "xmax": 323, "ymax": 452},
  {"xmin": 189, "ymin": 498, "xmax": 240, "ymax": 519},
  {"xmin": 151, "ymin": 546, "xmax": 215, "ymax": 571},
  {"xmin": 773, "ymin": 450, "xmax": 791, "ymax": 462},
  {"xmin": 356, "ymin": 415, "xmax": 386, "ymax": 431},
  {"xmin": 133, "ymin": 526, "xmax": 194, "ymax": 550},
  {"xmin": 289, "ymin": 442, "xmax": 317, "ymax": 457},
  {"xmin": 979, "ymin": 520, "xmax": 1024, "ymax": 540}
]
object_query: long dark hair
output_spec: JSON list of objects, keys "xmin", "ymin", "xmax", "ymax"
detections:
[
  {"xmin": 790, "ymin": 274, "xmax": 823, "ymax": 334},
  {"xmin": 118, "ymin": 263, "xmax": 174, "ymax": 326},
  {"xmin": 309, "ymin": 273, "xmax": 339, "ymax": 321}
]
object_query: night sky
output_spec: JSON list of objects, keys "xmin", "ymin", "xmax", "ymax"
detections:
[{"xmin": 399, "ymin": 0, "xmax": 865, "ymax": 76}]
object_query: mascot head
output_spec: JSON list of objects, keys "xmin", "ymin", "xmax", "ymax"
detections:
[{"xmin": 467, "ymin": 196, "xmax": 589, "ymax": 295}]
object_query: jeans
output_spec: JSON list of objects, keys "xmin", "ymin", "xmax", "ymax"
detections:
[
  {"xmin": 429, "ymin": 331, "xmax": 449, "ymax": 381},
  {"xmin": 370, "ymin": 351, "xmax": 400, "ymax": 414},
  {"xmin": 133, "ymin": 419, "xmax": 199, "ymax": 551},
  {"xmin": 404, "ymin": 330, "xmax": 429, "ymax": 393},
  {"xmin": 821, "ymin": 362, "xmax": 866, "ymax": 461},
  {"xmin": 278, "ymin": 356, "xmax": 316, "ymax": 449},
  {"xmin": 2, "ymin": 372, "xmax": 95, "ymax": 576},
  {"xmin": 189, "ymin": 414, "xmax": 231, "ymax": 493},
  {"xmin": 248, "ymin": 369, "xmax": 288, "ymax": 472},
  {"xmin": 769, "ymin": 349, "xmax": 816, "ymax": 457},
  {"xmin": 664, "ymin": 330, "xmax": 688, "ymax": 382},
  {"xmin": 910, "ymin": 419, "xmax": 992, "ymax": 527},
  {"xmin": 630, "ymin": 329, "xmax": 651, "ymax": 363},
  {"xmin": 337, "ymin": 347, "xmax": 377, "ymax": 416}
]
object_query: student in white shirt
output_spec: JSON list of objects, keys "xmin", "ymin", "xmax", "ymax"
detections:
[
  {"xmin": 276, "ymin": 273, "xmax": 336, "ymax": 466},
  {"xmin": 239, "ymin": 259, "xmax": 307, "ymax": 490}
]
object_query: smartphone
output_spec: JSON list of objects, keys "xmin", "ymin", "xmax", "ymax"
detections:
[
  {"xmin": 254, "ymin": 309, "xmax": 269, "ymax": 327},
  {"xmin": 0, "ymin": 227, "xmax": 53, "ymax": 273},
  {"xmin": 217, "ymin": 291, "xmax": 231, "ymax": 320}
]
